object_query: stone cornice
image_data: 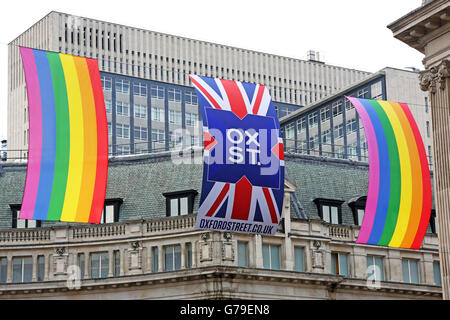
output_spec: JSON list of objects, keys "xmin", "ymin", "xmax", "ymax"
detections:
[{"xmin": 419, "ymin": 59, "xmax": 450, "ymax": 93}]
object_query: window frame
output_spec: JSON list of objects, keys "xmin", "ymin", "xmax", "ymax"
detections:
[
  {"xmin": 348, "ymin": 196, "xmax": 367, "ymax": 226},
  {"xmin": 99, "ymin": 198, "xmax": 123, "ymax": 224},
  {"xmin": 163, "ymin": 190, "xmax": 198, "ymax": 217},
  {"xmin": 10, "ymin": 204, "xmax": 41, "ymax": 229},
  {"xmin": 313, "ymin": 198, "xmax": 344, "ymax": 224}
]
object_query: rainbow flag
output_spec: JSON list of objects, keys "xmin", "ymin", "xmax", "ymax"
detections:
[
  {"xmin": 346, "ymin": 97, "xmax": 432, "ymax": 249},
  {"xmin": 19, "ymin": 47, "xmax": 108, "ymax": 223}
]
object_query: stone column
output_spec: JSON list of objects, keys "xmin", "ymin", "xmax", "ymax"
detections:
[{"xmin": 419, "ymin": 60, "xmax": 450, "ymax": 299}]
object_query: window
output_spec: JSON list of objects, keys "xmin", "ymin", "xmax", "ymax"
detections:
[
  {"xmin": 134, "ymin": 104, "xmax": 147, "ymax": 119},
  {"xmin": 0, "ymin": 257, "xmax": 7, "ymax": 283},
  {"xmin": 90, "ymin": 252, "xmax": 109, "ymax": 279},
  {"xmin": 308, "ymin": 112, "xmax": 318, "ymax": 128},
  {"xmin": 346, "ymin": 118, "xmax": 358, "ymax": 133},
  {"xmin": 10, "ymin": 205, "xmax": 41, "ymax": 229},
  {"xmin": 116, "ymin": 123, "xmax": 130, "ymax": 139},
  {"xmin": 262, "ymin": 244, "xmax": 281, "ymax": 270},
  {"xmin": 313, "ymin": 198, "xmax": 344, "ymax": 224},
  {"xmin": 366, "ymin": 255, "xmax": 384, "ymax": 282},
  {"xmin": 285, "ymin": 123, "xmax": 295, "ymax": 140},
  {"xmin": 334, "ymin": 123, "xmax": 344, "ymax": 139},
  {"xmin": 116, "ymin": 101, "xmax": 129, "ymax": 116},
  {"xmin": 294, "ymin": 247, "xmax": 305, "ymax": 272},
  {"xmin": 185, "ymin": 243, "xmax": 192, "ymax": 269},
  {"xmin": 185, "ymin": 113, "xmax": 198, "ymax": 127},
  {"xmin": 297, "ymin": 117, "xmax": 306, "ymax": 134},
  {"xmin": 331, "ymin": 252, "xmax": 349, "ymax": 277},
  {"xmin": 116, "ymin": 145, "xmax": 130, "ymax": 155},
  {"xmin": 433, "ymin": 261, "xmax": 441, "ymax": 286},
  {"xmin": 164, "ymin": 245, "xmax": 181, "ymax": 271},
  {"xmin": 163, "ymin": 190, "xmax": 198, "ymax": 217},
  {"xmin": 321, "ymin": 129, "xmax": 331, "ymax": 145},
  {"xmin": 332, "ymin": 101, "xmax": 343, "ymax": 117},
  {"xmin": 115, "ymin": 79, "xmax": 130, "ymax": 94},
  {"xmin": 237, "ymin": 241, "xmax": 249, "ymax": 268},
  {"xmin": 152, "ymin": 129, "xmax": 165, "ymax": 143},
  {"xmin": 168, "ymin": 88, "xmax": 181, "ymax": 102},
  {"xmin": 185, "ymin": 91, "xmax": 198, "ymax": 105},
  {"xmin": 113, "ymin": 250, "xmax": 120, "ymax": 277},
  {"xmin": 348, "ymin": 196, "xmax": 366, "ymax": 226},
  {"xmin": 105, "ymin": 99, "xmax": 112, "ymax": 114},
  {"xmin": 151, "ymin": 107, "xmax": 165, "ymax": 122},
  {"xmin": 134, "ymin": 126, "xmax": 148, "ymax": 141},
  {"xmin": 101, "ymin": 76, "xmax": 112, "ymax": 91},
  {"xmin": 425, "ymin": 97, "xmax": 429, "ymax": 113},
  {"xmin": 371, "ymin": 81, "xmax": 382, "ymax": 100},
  {"xmin": 133, "ymin": 82, "xmax": 147, "ymax": 97},
  {"xmin": 37, "ymin": 255, "xmax": 45, "ymax": 282},
  {"xmin": 152, "ymin": 247, "xmax": 159, "ymax": 273},
  {"xmin": 402, "ymin": 259, "xmax": 419, "ymax": 284},
  {"xmin": 168, "ymin": 110, "xmax": 182, "ymax": 125},
  {"xmin": 429, "ymin": 210, "xmax": 437, "ymax": 234},
  {"xmin": 426, "ymin": 121, "xmax": 430, "ymax": 138},
  {"xmin": 12, "ymin": 256, "xmax": 33, "ymax": 283},
  {"xmin": 151, "ymin": 85, "xmax": 164, "ymax": 99},
  {"xmin": 78, "ymin": 253, "xmax": 85, "ymax": 280},
  {"xmin": 100, "ymin": 199, "xmax": 122, "ymax": 224},
  {"xmin": 357, "ymin": 88, "xmax": 369, "ymax": 99},
  {"xmin": 320, "ymin": 107, "xmax": 330, "ymax": 122}
]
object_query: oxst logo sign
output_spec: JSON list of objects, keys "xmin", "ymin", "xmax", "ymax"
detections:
[{"xmin": 190, "ymin": 75, "xmax": 284, "ymax": 236}]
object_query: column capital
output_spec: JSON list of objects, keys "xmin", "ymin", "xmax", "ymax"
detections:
[{"xmin": 419, "ymin": 59, "xmax": 450, "ymax": 93}]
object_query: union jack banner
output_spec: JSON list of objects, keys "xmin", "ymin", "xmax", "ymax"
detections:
[{"xmin": 190, "ymin": 75, "xmax": 285, "ymax": 236}]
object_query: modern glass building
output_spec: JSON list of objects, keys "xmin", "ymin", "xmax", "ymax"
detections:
[{"xmin": 279, "ymin": 67, "xmax": 433, "ymax": 165}]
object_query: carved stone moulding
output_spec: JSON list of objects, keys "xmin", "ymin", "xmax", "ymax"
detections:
[{"xmin": 419, "ymin": 59, "xmax": 450, "ymax": 93}]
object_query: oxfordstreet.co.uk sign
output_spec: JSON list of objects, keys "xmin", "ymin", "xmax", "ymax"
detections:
[{"xmin": 190, "ymin": 75, "xmax": 285, "ymax": 236}]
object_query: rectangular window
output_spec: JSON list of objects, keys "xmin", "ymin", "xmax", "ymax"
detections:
[
  {"xmin": 101, "ymin": 76, "xmax": 112, "ymax": 91},
  {"xmin": 116, "ymin": 101, "xmax": 130, "ymax": 116},
  {"xmin": 134, "ymin": 104, "xmax": 147, "ymax": 119},
  {"xmin": 366, "ymin": 255, "xmax": 384, "ymax": 282},
  {"xmin": 334, "ymin": 123, "xmax": 344, "ymax": 139},
  {"xmin": 357, "ymin": 88, "xmax": 369, "ymax": 99},
  {"xmin": 105, "ymin": 99, "xmax": 112, "ymax": 114},
  {"xmin": 308, "ymin": 112, "xmax": 318, "ymax": 128},
  {"xmin": 151, "ymin": 129, "xmax": 165, "ymax": 143},
  {"xmin": 371, "ymin": 81, "xmax": 382, "ymax": 100},
  {"xmin": 321, "ymin": 205, "xmax": 339, "ymax": 224},
  {"xmin": 133, "ymin": 82, "xmax": 147, "ymax": 97},
  {"xmin": 185, "ymin": 113, "xmax": 198, "ymax": 127},
  {"xmin": 113, "ymin": 250, "xmax": 120, "ymax": 277},
  {"xmin": 294, "ymin": 247, "xmax": 305, "ymax": 272},
  {"xmin": 332, "ymin": 101, "xmax": 343, "ymax": 117},
  {"xmin": 346, "ymin": 118, "xmax": 358, "ymax": 133},
  {"xmin": 116, "ymin": 145, "xmax": 130, "ymax": 155},
  {"xmin": 185, "ymin": 243, "xmax": 192, "ymax": 269},
  {"xmin": 152, "ymin": 247, "xmax": 159, "ymax": 273},
  {"xmin": 99, "ymin": 200, "xmax": 122, "ymax": 224},
  {"xmin": 78, "ymin": 253, "xmax": 85, "ymax": 280},
  {"xmin": 115, "ymin": 79, "xmax": 130, "ymax": 94},
  {"xmin": 357, "ymin": 208, "xmax": 365, "ymax": 226},
  {"xmin": 151, "ymin": 107, "xmax": 165, "ymax": 122},
  {"xmin": 168, "ymin": 88, "xmax": 181, "ymax": 102},
  {"xmin": 134, "ymin": 126, "xmax": 148, "ymax": 141},
  {"xmin": 320, "ymin": 107, "xmax": 330, "ymax": 122},
  {"xmin": 297, "ymin": 117, "xmax": 306, "ymax": 134},
  {"xmin": 331, "ymin": 252, "xmax": 349, "ymax": 277},
  {"xmin": 12, "ymin": 256, "xmax": 33, "ymax": 283},
  {"xmin": 164, "ymin": 245, "xmax": 181, "ymax": 272},
  {"xmin": 90, "ymin": 252, "xmax": 109, "ymax": 279},
  {"xmin": 37, "ymin": 255, "xmax": 45, "ymax": 282},
  {"xmin": 237, "ymin": 241, "xmax": 249, "ymax": 268},
  {"xmin": 402, "ymin": 259, "xmax": 419, "ymax": 284},
  {"xmin": 185, "ymin": 91, "xmax": 198, "ymax": 105},
  {"xmin": 168, "ymin": 110, "xmax": 182, "ymax": 125},
  {"xmin": 11, "ymin": 207, "xmax": 40, "ymax": 229},
  {"xmin": 116, "ymin": 123, "xmax": 130, "ymax": 139},
  {"xmin": 0, "ymin": 257, "xmax": 7, "ymax": 283},
  {"xmin": 262, "ymin": 244, "xmax": 281, "ymax": 270},
  {"xmin": 151, "ymin": 85, "xmax": 165, "ymax": 99},
  {"xmin": 433, "ymin": 261, "xmax": 441, "ymax": 286},
  {"xmin": 321, "ymin": 129, "xmax": 331, "ymax": 144},
  {"xmin": 426, "ymin": 121, "xmax": 430, "ymax": 138}
]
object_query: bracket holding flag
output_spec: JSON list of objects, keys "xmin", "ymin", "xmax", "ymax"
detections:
[{"xmin": 190, "ymin": 75, "xmax": 285, "ymax": 236}]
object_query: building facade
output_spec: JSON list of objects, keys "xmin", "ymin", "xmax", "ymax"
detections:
[
  {"xmin": 7, "ymin": 11, "xmax": 371, "ymax": 158},
  {"xmin": 0, "ymin": 151, "xmax": 442, "ymax": 299},
  {"xmin": 388, "ymin": 0, "xmax": 450, "ymax": 300},
  {"xmin": 279, "ymin": 67, "xmax": 433, "ymax": 164}
]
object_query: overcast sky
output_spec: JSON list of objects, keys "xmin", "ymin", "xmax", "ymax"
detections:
[{"xmin": 0, "ymin": 0, "xmax": 425, "ymax": 142}]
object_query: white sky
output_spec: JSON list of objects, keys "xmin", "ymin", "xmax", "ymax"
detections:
[{"xmin": 0, "ymin": 0, "xmax": 425, "ymax": 142}]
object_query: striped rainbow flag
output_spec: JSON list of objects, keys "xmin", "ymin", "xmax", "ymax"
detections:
[
  {"xmin": 19, "ymin": 47, "xmax": 108, "ymax": 223},
  {"xmin": 346, "ymin": 97, "xmax": 432, "ymax": 249}
]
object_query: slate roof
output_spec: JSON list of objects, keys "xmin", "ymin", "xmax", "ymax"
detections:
[{"xmin": 0, "ymin": 151, "xmax": 435, "ymax": 229}]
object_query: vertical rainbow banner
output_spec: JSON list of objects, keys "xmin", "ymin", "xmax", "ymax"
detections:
[
  {"xmin": 19, "ymin": 47, "xmax": 108, "ymax": 223},
  {"xmin": 346, "ymin": 97, "xmax": 432, "ymax": 249}
]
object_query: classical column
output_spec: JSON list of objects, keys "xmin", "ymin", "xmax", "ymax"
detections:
[{"xmin": 419, "ymin": 59, "xmax": 450, "ymax": 299}]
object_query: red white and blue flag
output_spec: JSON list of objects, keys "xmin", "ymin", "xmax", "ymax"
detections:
[{"xmin": 190, "ymin": 75, "xmax": 285, "ymax": 236}]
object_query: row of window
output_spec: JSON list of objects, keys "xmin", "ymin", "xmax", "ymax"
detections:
[{"xmin": 101, "ymin": 77, "xmax": 198, "ymax": 105}]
